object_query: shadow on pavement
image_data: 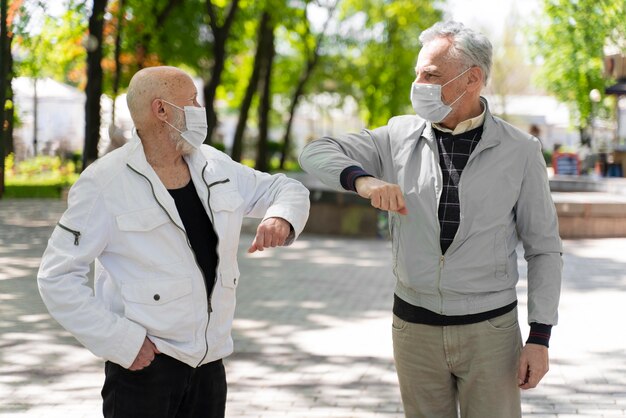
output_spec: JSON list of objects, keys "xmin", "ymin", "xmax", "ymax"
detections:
[{"xmin": 2, "ymin": 199, "xmax": 625, "ymax": 417}]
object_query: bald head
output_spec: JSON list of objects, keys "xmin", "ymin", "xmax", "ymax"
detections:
[{"xmin": 126, "ymin": 66, "xmax": 195, "ymax": 129}]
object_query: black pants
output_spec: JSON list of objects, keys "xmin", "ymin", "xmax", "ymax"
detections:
[{"xmin": 102, "ymin": 354, "xmax": 227, "ymax": 418}]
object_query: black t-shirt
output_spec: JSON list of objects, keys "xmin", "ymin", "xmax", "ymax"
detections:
[{"xmin": 168, "ymin": 180, "xmax": 219, "ymax": 299}]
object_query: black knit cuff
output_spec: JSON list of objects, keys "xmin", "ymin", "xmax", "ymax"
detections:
[
  {"xmin": 340, "ymin": 165, "xmax": 373, "ymax": 192},
  {"xmin": 526, "ymin": 323, "xmax": 552, "ymax": 347}
]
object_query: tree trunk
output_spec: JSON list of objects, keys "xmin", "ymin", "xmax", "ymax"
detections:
[
  {"xmin": 83, "ymin": 0, "xmax": 107, "ymax": 170},
  {"xmin": 5, "ymin": 24, "xmax": 13, "ymax": 157},
  {"xmin": 111, "ymin": 0, "xmax": 124, "ymax": 125},
  {"xmin": 0, "ymin": 0, "xmax": 7, "ymax": 197},
  {"xmin": 202, "ymin": 35, "xmax": 225, "ymax": 145},
  {"xmin": 230, "ymin": 11, "xmax": 269, "ymax": 162},
  {"xmin": 256, "ymin": 19, "xmax": 275, "ymax": 172},
  {"xmin": 203, "ymin": 0, "xmax": 240, "ymax": 144},
  {"xmin": 279, "ymin": 2, "xmax": 336, "ymax": 169},
  {"xmin": 32, "ymin": 78, "xmax": 38, "ymax": 156}
]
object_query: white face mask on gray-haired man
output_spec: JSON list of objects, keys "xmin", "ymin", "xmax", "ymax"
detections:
[{"xmin": 410, "ymin": 66, "xmax": 472, "ymax": 123}]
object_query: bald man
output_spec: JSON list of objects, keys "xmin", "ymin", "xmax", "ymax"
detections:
[{"xmin": 38, "ymin": 66, "xmax": 310, "ymax": 418}]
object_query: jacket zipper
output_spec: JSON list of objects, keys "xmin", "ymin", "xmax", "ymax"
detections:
[
  {"xmin": 57, "ymin": 222, "xmax": 81, "ymax": 245},
  {"xmin": 201, "ymin": 166, "xmax": 230, "ymax": 311},
  {"xmin": 437, "ymin": 255, "xmax": 445, "ymax": 313},
  {"xmin": 432, "ymin": 139, "xmax": 446, "ymax": 314},
  {"xmin": 126, "ymin": 164, "xmax": 218, "ymax": 368},
  {"xmin": 432, "ymin": 133, "xmax": 484, "ymax": 313},
  {"xmin": 198, "ymin": 163, "xmax": 230, "ymax": 367}
]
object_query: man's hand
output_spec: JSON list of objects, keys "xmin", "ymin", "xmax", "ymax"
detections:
[
  {"xmin": 248, "ymin": 217, "xmax": 291, "ymax": 253},
  {"xmin": 128, "ymin": 337, "xmax": 161, "ymax": 371},
  {"xmin": 355, "ymin": 177, "xmax": 408, "ymax": 215},
  {"xmin": 518, "ymin": 343, "xmax": 549, "ymax": 389}
]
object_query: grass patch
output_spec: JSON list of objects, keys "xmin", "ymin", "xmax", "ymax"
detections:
[{"xmin": 4, "ymin": 154, "xmax": 78, "ymax": 198}]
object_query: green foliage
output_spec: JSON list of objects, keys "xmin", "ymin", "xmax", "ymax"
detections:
[
  {"xmin": 529, "ymin": 0, "xmax": 626, "ymax": 128},
  {"xmin": 8, "ymin": 0, "xmax": 449, "ymax": 170},
  {"xmin": 240, "ymin": 155, "xmax": 302, "ymax": 172},
  {"xmin": 5, "ymin": 153, "xmax": 79, "ymax": 188},
  {"xmin": 543, "ymin": 149, "xmax": 553, "ymax": 167},
  {"xmin": 14, "ymin": 0, "xmax": 88, "ymax": 86},
  {"xmin": 211, "ymin": 142, "xmax": 226, "ymax": 152},
  {"xmin": 4, "ymin": 184, "xmax": 65, "ymax": 198},
  {"xmin": 309, "ymin": 0, "xmax": 442, "ymax": 127}
]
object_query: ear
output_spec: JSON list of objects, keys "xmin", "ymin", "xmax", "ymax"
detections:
[
  {"xmin": 466, "ymin": 66, "xmax": 484, "ymax": 93},
  {"xmin": 152, "ymin": 99, "xmax": 168, "ymax": 122}
]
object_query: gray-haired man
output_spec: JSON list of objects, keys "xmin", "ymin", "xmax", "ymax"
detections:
[{"xmin": 299, "ymin": 21, "xmax": 562, "ymax": 417}]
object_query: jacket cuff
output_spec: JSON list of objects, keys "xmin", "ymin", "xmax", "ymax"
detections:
[
  {"xmin": 526, "ymin": 322, "xmax": 552, "ymax": 347},
  {"xmin": 340, "ymin": 166, "xmax": 373, "ymax": 192}
]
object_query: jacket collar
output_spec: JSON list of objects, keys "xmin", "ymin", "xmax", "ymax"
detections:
[
  {"xmin": 125, "ymin": 130, "xmax": 216, "ymax": 177},
  {"xmin": 419, "ymin": 97, "xmax": 501, "ymax": 149},
  {"xmin": 479, "ymin": 97, "xmax": 502, "ymax": 148},
  {"xmin": 124, "ymin": 131, "xmax": 202, "ymax": 228}
]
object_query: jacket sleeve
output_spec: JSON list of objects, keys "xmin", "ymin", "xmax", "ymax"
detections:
[
  {"xmin": 234, "ymin": 163, "xmax": 310, "ymax": 245},
  {"xmin": 515, "ymin": 139, "xmax": 563, "ymax": 326},
  {"xmin": 298, "ymin": 126, "xmax": 391, "ymax": 191},
  {"xmin": 37, "ymin": 170, "xmax": 146, "ymax": 368}
]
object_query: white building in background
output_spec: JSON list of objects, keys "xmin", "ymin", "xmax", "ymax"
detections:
[
  {"xmin": 12, "ymin": 77, "xmax": 85, "ymax": 159},
  {"xmin": 11, "ymin": 77, "xmax": 134, "ymax": 161},
  {"xmin": 11, "ymin": 76, "xmax": 365, "ymax": 162}
]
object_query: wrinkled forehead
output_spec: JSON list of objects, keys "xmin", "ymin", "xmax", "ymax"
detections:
[{"xmin": 415, "ymin": 37, "xmax": 463, "ymax": 75}]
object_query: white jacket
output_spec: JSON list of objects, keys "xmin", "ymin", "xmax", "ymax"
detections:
[{"xmin": 38, "ymin": 135, "xmax": 309, "ymax": 368}]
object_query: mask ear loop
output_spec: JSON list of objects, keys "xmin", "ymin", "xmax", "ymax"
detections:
[
  {"xmin": 161, "ymin": 99, "xmax": 184, "ymax": 111},
  {"xmin": 441, "ymin": 66, "xmax": 472, "ymax": 107},
  {"xmin": 163, "ymin": 118, "xmax": 184, "ymax": 134},
  {"xmin": 159, "ymin": 99, "xmax": 186, "ymax": 133},
  {"xmin": 442, "ymin": 66, "xmax": 473, "ymax": 88}
]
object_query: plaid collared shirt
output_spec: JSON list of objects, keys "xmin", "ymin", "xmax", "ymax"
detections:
[{"xmin": 434, "ymin": 125, "xmax": 484, "ymax": 254}]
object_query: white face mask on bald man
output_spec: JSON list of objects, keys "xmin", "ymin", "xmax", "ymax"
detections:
[{"xmin": 161, "ymin": 100, "xmax": 208, "ymax": 149}]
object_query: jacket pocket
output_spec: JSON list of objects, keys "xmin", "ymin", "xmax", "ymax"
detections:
[
  {"xmin": 493, "ymin": 227, "xmax": 509, "ymax": 279},
  {"xmin": 56, "ymin": 222, "xmax": 82, "ymax": 246},
  {"xmin": 116, "ymin": 207, "xmax": 170, "ymax": 231},
  {"xmin": 210, "ymin": 190, "xmax": 244, "ymax": 213},
  {"xmin": 121, "ymin": 278, "xmax": 194, "ymax": 341},
  {"xmin": 115, "ymin": 207, "xmax": 184, "ymax": 267}
]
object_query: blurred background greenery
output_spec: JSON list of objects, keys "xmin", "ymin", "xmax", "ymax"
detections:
[{"xmin": 1, "ymin": 0, "xmax": 626, "ymax": 197}]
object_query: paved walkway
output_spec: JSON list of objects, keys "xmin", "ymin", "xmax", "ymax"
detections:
[{"xmin": 1, "ymin": 199, "xmax": 625, "ymax": 417}]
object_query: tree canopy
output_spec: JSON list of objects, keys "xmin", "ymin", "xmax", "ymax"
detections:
[
  {"xmin": 6, "ymin": 0, "xmax": 446, "ymax": 167},
  {"xmin": 530, "ymin": 0, "xmax": 626, "ymax": 129},
  {"xmin": 10, "ymin": 0, "xmax": 625, "ymax": 169}
]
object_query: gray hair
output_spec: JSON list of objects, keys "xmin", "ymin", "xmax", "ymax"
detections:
[{"xmin": 419, "ymin": 21, "xmax": 492, "ymax": 86}]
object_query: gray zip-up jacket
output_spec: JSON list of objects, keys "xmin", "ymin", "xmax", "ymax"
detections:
[{"xmin": 299, "ymin": 100, "xmax": 562, "ymax": 325}]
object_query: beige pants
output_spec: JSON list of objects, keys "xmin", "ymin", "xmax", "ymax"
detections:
[{"xmin": 392, "ymin": 308, "xmax": 522, "ymax": 418}]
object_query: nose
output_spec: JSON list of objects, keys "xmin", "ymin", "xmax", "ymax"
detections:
[{"xmin": 414, "ymin": 72, "xmax": 427, "ymax": 84}]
